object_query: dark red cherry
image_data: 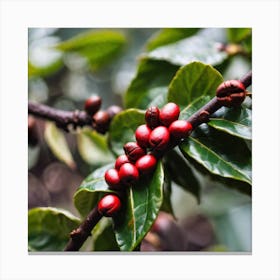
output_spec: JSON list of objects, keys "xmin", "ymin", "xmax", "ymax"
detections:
[
  {"xmin": 118, "ymin": 163, "xmax": 139, "ymax": 186},
  {"xmin": 159, "ymin": 102, "xmax": 180, "ymax": 127},
  {"xmin": 149, "ymin": 126, "xmax": 170, "ymax": 151},
  {"xmin": 98, "ymin": 194, "xmax": 121, "ymax": 217},
  {"xmin": 84, "ymin": 95, "xmax": 102, "ymax": 116},
  {"xmin": 135, "ymin": 124, "xmax": 152, "ymax": 148},
  {"xmin": 135, "ymin": 154, "xmax": 157, "ymax": 175}
]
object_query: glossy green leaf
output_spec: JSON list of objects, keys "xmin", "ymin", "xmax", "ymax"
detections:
[
  {"xmin": 208, "ymin": 118, "xmax": 251, "ymax": 140},
  {"xmin": 208, "ymin": 101, "xmax": 252, "ymax": 140},
  {"xmin": 180, "ymin": 126, "xmax": 252, "ymax": 186},
  {"xmin": 168, "ymin": 62, "xmax": 223, "ymax": 108},
  {"xmin": 77, "ymin": 130, "xmax": 114, "ymax": 166},
  {"xmin": 146, "ymin": 28, "xmax": 200, "ymax": 51},
  {"xmin": 108, "ymin": 109, "xmax": 145, "ymax": 156},
  {"xmin": 55, "ymin": 30, "xmax": 126, "ymax": 70},
  {"xmin": 145, "ymin": 29, "xmax": 227, "ymax": 67},
  {"xmin": 93, "ymin": 219, "xmax": 119, "ymax": 251},
  {"xmin": 208, "ymin": 105, "xmax": 252, "ymax": 140},
  {"xmin": 124, "ymin": 59, "xmax": 179, "ymax": 109},
  {"xmin": 74, "ymin": 163, "xmax": 116, "ymax": 217},
  {"xmin": 44, "ymin": 121, "xmax": 76, "ymax": 169},
  {"xmin": 28, "ymin": 207, "xmax": 80, "ymax": 251},
  {"xmin": 227, "ymin": 28, "xmax": 251, "ymax": 43},
  {"xmin": 164, "ymin": 149, "xmax": 200, "ymax": 202},
  {"xmin": 179, "ymin": 95, "xmax": 212, "ymax": 120},
  {"xmin": 160, "ymin": 169, "xmax": 174, "ymax": 216},
  {"xmin": 114, "ymin": 162, "xmax": 164, "ymax": 251}
]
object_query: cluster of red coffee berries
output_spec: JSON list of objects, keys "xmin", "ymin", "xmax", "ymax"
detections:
[
  {"xmin": 84, "ymin": 95, "xmax": 122, "ymax": 134},
  {"xmin": 98, "ymin": 102, "xmax": 193, "ymax": 217}
]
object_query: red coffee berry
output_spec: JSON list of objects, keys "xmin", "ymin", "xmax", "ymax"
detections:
[
  {"xmin": 106, "ymin": 105, "xmax": 122, "ymax": 120},
  {"xmin": 145, "ymin": 106, "xmax": 160, "ymax": 129},
  {"xmin": 149, "ymin": 126, "xmax": 170, "ymax": 151},
  {"xmin": 104, "ymin": 168, "xmax": 121, "ymax": 190},
  {"xmin": 135, "ymin": 154, "xmax": 157, "ymax": 175},
  {"xmin": 123, "ymin": 142, "xmax": 146, "ymax": 162},
  {"xmin": 119, "ymin": 163, "xmax": 139, "ymax": 186},
  {"xmin": 98, "ymin": 194, "xmax": 121, "ymax": 217},
  {"xmin": 135, "ymin": 124, "xmax": 152, "ymax": 148},
  {"xmin": 159, "ymin": 102, "xmax": 180, "ymax": 127},
  {"xmin": 84, "ymin": 95, "xmax": 102, "ymax": 116},
  {"xmin": 169, "ymin": 120, "xmax": 193, "ymax": 140},
  {"xmin": 115, "ymin": 154, "xmax": 130, "ymax": 170},
  {"xmin": 92, "ymin": 110, "xmax": 110, "ymax": 134},
  {"xmin": 216, "ymin": 80, "xmax": 245, "ymax": 97}
]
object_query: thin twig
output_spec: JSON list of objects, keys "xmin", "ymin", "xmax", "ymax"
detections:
[
  {"xmin": 64, "ymin": 207, "xmax": 102, "ymax": 251},
  {"xmin": 28, "ymin": 101, "xmax": 92, "ymax": 132}
]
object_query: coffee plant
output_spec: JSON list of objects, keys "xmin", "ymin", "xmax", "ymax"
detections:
[{"xmin": 28, "ymin": 28, "xmax": 252, "ymax": 252}]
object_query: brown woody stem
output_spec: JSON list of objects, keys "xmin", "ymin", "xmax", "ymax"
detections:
[
  {"xmin": 64, "ymin": 206, "xmax": 102, "ymax": 251},
  {"xmin": 28, "ymin": 101, "xmax": 92, "ymax": 132}
]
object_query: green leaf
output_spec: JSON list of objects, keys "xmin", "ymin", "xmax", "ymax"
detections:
[
  {"xmin": 180, "ymin": 95, "xmax": 212, "ymax": 120},
  {"xmin": 168, "ymin": 61, "xmax": 223, "ymax": 108},
  {"xmin": 160, "ymin": 169, "xmax": 174, "ymax": 216},
  {"xmin": 227, "ymin": 28, "xmax": 251, "ymax": 43},
  {"xmin": 180, "ymin": 126, "xmax": 252, "ymax": 186},
  {"xmin": 242, "ymin": 35, "xmax": 252, "ymax": 55},
  {"xmin": 28, "ymin": 207, "xmax": 80, "ymax": 251},
  {"xmin": 164, "ymin": 149, "xmax": 200, "ymax": 202},
  {"xmin": 108, "ymin": 108, "xmax": 145, "ymax": 156},
  {"xmin": 145, "ymin": 29, "xmax": 228, "ymax": 67},
  {"xmin": 44, "ymin": 121, "xmax": 76, "ymax": 169},
  {"xmin": 93, "ymin": 219, "xmax": 119, "ymax": 251},
  {"xmin": 146, "ymin": 28, "xmax": 200, "ymax": 51},
  {"xmin": 208, "ymin": 118, "xmax": 251, "ymax": 140},
  {"xmin": 74, "ymin": 163, "xmax": 116, "ymax": 217},
  {"xmin": 55, "ymin": 30, "xmax": 126, "ymax": 70},
  {"xmin": 124, "ymin": 59, "xmax": 179, "ymax": 109},
  {"xmin": 28, "ymin": 59, "xmax": 63, "ymax": 79},
  {"xmin": 77, "ymin": 130, "xmax": 114, "ymax": 166},
  {"xmin": 114, "ymin": 162, "xmax": 164, "ymax": 251},
  {"xmin": 208, "ymin": 105, "xmax": 252, "ymax": 140}
]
